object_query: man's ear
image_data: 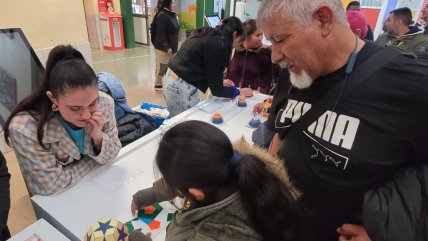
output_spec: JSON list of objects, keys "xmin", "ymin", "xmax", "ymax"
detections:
[
  {"xmin": 188, "ymin": 187, "xmax": 205, "ymax": 201},
  {"xmin": 46, "ymin": 91, "xmax": 57, "ymax": 105},
  {"xmin": 313, "ymin": 6, "xmax": 334, "ymax": 37}
]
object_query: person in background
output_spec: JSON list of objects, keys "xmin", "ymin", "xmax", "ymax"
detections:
[
  {"xmin": 225, "ymin": 19, "xmax": 273, "ymax": 94},
  {"xmin": 346, "ymin": 10, "xmax": 368, "ymax": 40},
  {"xmin": 421, "ymin": 4, "xmax": 428, "ymax": 34},
  {"xmin": 258, "ymin": 0, "xmax": 428, "ymax": 240},
  {"xmin": 0, "ymin": 152, "xmax": 10, "ymax": 240},
  {"xmin": 346, "ymin": 1, "xmax": 374, "ymax": 41},
  {"xmin": 376, "ymin": 7, "xmax": 428, "ymax": 52},
  {"xmin": 152, "ymin": 0, "xmax": 179, "ymax": 91},
  {"xmin": 165, "ymin": 16, "xmax": 253, "ymax": 117},
  {"xmin": 3, "ymin": 45, "xmax": 121, "ymax": 195},
  {"xmin": 130, "ymin": 120, "xmax": 304, "ymax": 241},
  {"xmin": 154, "ymin": 0, "xmax": 163, "ymax": 14}
]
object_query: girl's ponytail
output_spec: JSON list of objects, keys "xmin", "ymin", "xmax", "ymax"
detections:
[{"xmin": 236, "ymin": 152, "xmax": 304, "ymax": 241}]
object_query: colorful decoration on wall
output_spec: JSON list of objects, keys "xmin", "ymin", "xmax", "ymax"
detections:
[{"xmin": 180, "ymin": 1, "xmax": 197, "ymax": 30}]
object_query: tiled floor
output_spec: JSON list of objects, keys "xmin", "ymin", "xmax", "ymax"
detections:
[
  {"xmin": 6, "ymin": 45, "xmax": 166, "ymax": 235},
  {"xmin": 92, "ymin": 46, "xmax": 166, "ymax": 107}
]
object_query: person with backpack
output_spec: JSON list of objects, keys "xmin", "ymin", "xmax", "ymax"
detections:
[
  {"xmin": 258, "ymin": 0, "xmax": 428, "ymax": 240},
  {"xmin": 151, "ymin": 0, "xmax": 179, "ymax": 91}
]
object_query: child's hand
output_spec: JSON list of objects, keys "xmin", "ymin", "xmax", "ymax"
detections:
[
  {"xmin": 128, "ymin": 230, "xmax": 152, "ymax": 241},
  {"xmin": 337, "ymin": 224, "xmax": 371, "ymax": 241},
  {"xmin": 240, "ymin": 88, "xmax": 253, "ymax": 97},
  {"xmin": 223, "ymin": 79, "xmax": 235, "ymax": 87},
  {"xmin": 268, "ymin": 133, "xmax": 280, "ymax": 156},
  {"xmin": 131, "ymin": 200, "xmax": 138, "ymax": 215},
  {"xmin": 86, "ymin": 111, "xmax": 104, "ymax": 147}
]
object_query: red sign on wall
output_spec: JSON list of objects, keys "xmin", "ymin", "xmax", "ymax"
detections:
[{"xmin": 98, "ymin": 0, "xmax": 114, "ymax": 13}]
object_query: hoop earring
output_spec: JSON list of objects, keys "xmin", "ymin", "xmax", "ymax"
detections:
[{"xmin": 52, "ymin": 103, "xmax": 59, "ymax": 112}]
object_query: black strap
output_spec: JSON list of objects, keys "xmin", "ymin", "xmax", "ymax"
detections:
[{"xmin": 288, "ymin": 46, "xmax": 402, "ymax": 134}]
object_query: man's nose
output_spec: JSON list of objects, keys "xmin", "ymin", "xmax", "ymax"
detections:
[{"xmin": 271, "ymin": 46, "xmax": 282, "ymax": 64}]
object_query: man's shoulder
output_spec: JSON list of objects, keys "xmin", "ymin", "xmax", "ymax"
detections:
[
  {"xmin": 357, "ymin": 44, "xmax": 428, "ymax": 91},
  {"xmin": 374, "ymin": 48, "xmax": 428, "ymax": 90}
]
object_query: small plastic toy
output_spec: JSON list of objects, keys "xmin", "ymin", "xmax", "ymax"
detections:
[
  {"xmin": 84, "ymin": 217, "xmax": 128, "ymax": 241},
  {"xmin": 211, "ymin": 112, "xmax": 224, "ymax": 124},
  {"xmin": 248, "ymin": 117, "xmax": 262, "ymax": 128},
  {"xmin": 237, "ymin": 96, "xmax": 247, "ymax": 107},
  {"xmin": 261, "ymin": 98, "xmax": 273, "ymax": 118}
]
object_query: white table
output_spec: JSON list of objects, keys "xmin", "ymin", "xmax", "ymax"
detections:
[
  {"xmin": 31, "ymin": 95, "xmax": 267, "ymax": 241},
  {"xmin": 7, "ymin": 218, "xmax": 70, "ymax": 241}
]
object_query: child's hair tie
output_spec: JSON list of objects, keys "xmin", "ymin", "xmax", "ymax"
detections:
[{"xmin": 230, "ymin": 150, "xmax": 242, "ymax": 169}]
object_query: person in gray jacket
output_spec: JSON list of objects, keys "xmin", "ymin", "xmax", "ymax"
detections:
[
  {"xmin": 375, "ymin": 7, "xmax": 428, "ymax": 52},
  {"xmin": 130, "ymin": 120, "xmax": 305, "ymax": 241}
]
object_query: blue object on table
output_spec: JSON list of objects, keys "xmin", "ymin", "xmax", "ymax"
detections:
[{"xmin": 139, "ymin": 102, "xmax": 170, "ymax": 128}]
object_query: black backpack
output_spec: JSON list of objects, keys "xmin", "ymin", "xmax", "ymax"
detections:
[{"xmin": 150, "ymin": 12, "xmax": 160, "ymax": 45}]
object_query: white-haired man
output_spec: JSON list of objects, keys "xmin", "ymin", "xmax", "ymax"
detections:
[{"xmin": 258, "ymin": 0, "xmax": 428, "ymax": 241}]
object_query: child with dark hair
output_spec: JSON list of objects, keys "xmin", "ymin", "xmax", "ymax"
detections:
[
  {"xmin": 225, "ymin": 19, "xmax": 274, "ymax": 94},
  {"xmin": 164, "ymin": 16, "xmax": 253, "ymax": 116},
  {"xmin": 3, "ymin": 45, "xmax": 121, "ymax": 195},
  {"xmin": 131, "ymin": 120, "xmax": 304, "ymax": 241}
]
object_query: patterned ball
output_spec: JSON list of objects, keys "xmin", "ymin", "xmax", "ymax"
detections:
[{"xmin": 84, "ymin": 217, "xmax": 129, "ymax": 241}]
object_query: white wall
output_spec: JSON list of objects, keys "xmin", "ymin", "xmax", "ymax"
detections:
[{"xmin": 0, "ymin": 0, "xmax": 92, "ymax": 65}]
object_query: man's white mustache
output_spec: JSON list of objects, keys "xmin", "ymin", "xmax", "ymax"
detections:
[{"xmin": 279, "ymin": 61, "xmax": 289, "ymax": 69}]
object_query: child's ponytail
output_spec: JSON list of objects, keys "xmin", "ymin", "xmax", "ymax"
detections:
[{"xmin": 235, "ymin": 152, "xmax": 304, "ymax": 241}]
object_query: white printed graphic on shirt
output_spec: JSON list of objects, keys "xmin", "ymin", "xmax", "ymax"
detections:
[
  {"xmin": 304, "ymin": 131, "xmax": 350, "ymax": 170},
  {"xmin": 276, "ymin": 100, "xmax": 361, "ymax": 169},
  {"xmin": 275, "ymin": 100, "xmax": 312, "ymax": 128},
  {"xmin": 276, "ymin": 102, "xmax": 360, "ymax": 150}
]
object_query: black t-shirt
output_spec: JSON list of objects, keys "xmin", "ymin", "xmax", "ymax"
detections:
[
  {"xmin": 271, "ymin": 42, "xmax": 428, "ymax": 241},
  {"xmin": 266, "ymin": 68, "xmax": 290, "ymax": 132}
]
